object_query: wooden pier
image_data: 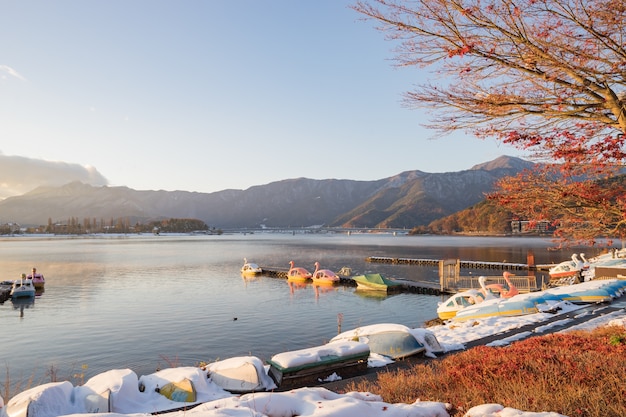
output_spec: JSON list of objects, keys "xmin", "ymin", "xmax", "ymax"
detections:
[
  {"xmin": 259, "ymin": 253, "xmax": 555, "ymax": 297},
  {"xmin": 259, "ymin": 267, "xmax": 444, "ymax": 295},
  {"xmin": 366, "ymin": 256, "xmax": 533, "ymax": 271}
]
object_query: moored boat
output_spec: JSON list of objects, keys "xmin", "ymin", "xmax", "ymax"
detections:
[
  {"xmin": 311, "ymin": 262, "xmax": 340, "ymax": 285},
  {"xmin": 351, "ymin": 273, "xmax": 402, "ymax": 292},
  {"xmin": 26, "ymin": 267, "xmax": 45, "ymax": 290},
  {"xmin": 287, "ymin": 261, "xmax": 312, "ymax": 282},
  {"xmin": 10, "ymin": 275, "xmax": 35, "ymax": 299},
  {"xmin": 240, "ymin": 258, "xmax": 262, "ymax": 276}
]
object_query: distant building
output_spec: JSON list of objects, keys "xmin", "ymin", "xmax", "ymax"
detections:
[{"xmin": 511, "ymin": 220, "xmax": 554, "ymax": 234}]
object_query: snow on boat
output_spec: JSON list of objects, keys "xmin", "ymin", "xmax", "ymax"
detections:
[
  {"xmin": 156, "ymin": 378, "xmax": 196, "ymax": 402},
  {"xmin": 0, "ymin": 367, "xmax": 232, "ymax": 416},
  {"xmin": 240, "ymin": 258, "xmax": 262, "ymax": 276},
  {"xmin": 0, "ymin": 380, "xmax": 112, "ymax": 417},
  {"xmin": 437, "ymin": 289, "xmax": 485, "ymax": 320},
  {"xmin": 453, "ymin": 293, "xmax": 547, "ymax": 322},
  {"xmin": 206, "ymin": 356, "xmax": 276, "ymax": 393},
  {"xmin": 543, "ymin": 279, "xmax": 621, "ymax": 303},
  {"xmin": 330, "ymin": 323, "xmax": 429, "ymax": 359},
  {"xmin": 582, "ymin": 257, "xmax": 626, "ymax": 280},
  {"xmin": 267, "ymin": 340, "xmax": 370, "ymax": 389},
  {"xmin": 549, "ymin": 253, "xmax": 584, "ymax": 279},
  {"xmin": 351, "ymin": 273, "xmax": 402, "ymax": 292}
]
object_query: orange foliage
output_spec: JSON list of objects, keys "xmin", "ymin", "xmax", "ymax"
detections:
[{"xmin": 346, "ymin": 326, "xmax": 626, "ymax": 416}]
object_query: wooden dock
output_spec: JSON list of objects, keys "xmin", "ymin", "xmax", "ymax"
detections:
[
  {"xmin": 366, "ymin": 256, "xmax": 533, "ymax": 271},
  {"xmin": 259, "ymin": 254, "xmax": 557, "ymax": 297},
  {"xmin": 259, "ymin": 267, "xmax": 444, "ymax": 295}
]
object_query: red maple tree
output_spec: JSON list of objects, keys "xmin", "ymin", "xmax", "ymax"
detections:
[{"xmin": 353, "ymin": 0, "xmax": 626, "ymax": 243}]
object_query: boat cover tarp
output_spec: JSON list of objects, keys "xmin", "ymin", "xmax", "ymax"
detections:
[{"xmin": 355, "ymin": 273, "xmax": 400, "ymax": 286}]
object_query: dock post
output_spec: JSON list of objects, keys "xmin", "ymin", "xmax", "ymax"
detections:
[
  {"xmin": 439, "ymin": 259, "xmax": 460, "ymax": 293},
  {"xmin": 527, "ymin": 251, "xmax": 535, "ymax": 268}
]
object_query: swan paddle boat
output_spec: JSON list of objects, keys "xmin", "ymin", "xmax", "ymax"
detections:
[
  {"xmin": 549, "ymin": 254, "xmax": 584, "ymax": 280},
  {"xmin": 453, "ymin": 292, "xmax": 552, "ymax": 322},
  {"xmin": 311, "ymin": 262, "xmax": 340, "ymax": 285},
  {"xmin": 287, "ymin": 261, "xmax": 312, "ymax": 282},
  {"xmin": 10, "ymin": 275, "xmax": 35, "ymax": 299},
  {"xmin": 484, "ymin": 271, "xmax": 520, "ymax": 298},
  {"xmin": 543, "ymin": 279, "xmax": 622, "ymax": 303},
  {"xmin": 437, "ymin": 289, "xmax": 485, "ymax": 320},
  {"xmin": 26, "ymin": 267, "xmax": 45, "ymax": 290},
  {"xmin": 240, "ymin": 258, "xmax": 262, "ymax": 276}
]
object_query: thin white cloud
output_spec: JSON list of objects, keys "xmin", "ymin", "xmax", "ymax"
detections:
[
  {"xmin": 0, "ymin": 65, "xmax": 26, "ymax": 81},
  {"xmin": 0, "ymin": 154, "xmax": 109, "ymax": 200}
]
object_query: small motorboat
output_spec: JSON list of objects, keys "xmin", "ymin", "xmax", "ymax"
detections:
[
  {"xmin": 26, "ymin": 267, "xmax": 45, "ymax": 290},
  {"xmin": 10, "ymin": 275, "xmax": 36, "ymax": 299},
  {"xmin": 351, "ymin": 273, "xmax": 402, "ymax": 292},
  {"xmin": 287, "ymin": 261, "xmax": 312, "ymax": 282},
  {"xmin": 311, "ymin": 262, "xmax": 340, "ymax": 285},
  {"xmin": 240, "ymin": 258, "xmax": 262, "ymax": 276}
]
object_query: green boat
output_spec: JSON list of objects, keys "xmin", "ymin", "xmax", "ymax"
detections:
[{"xmin": 352, "ymin": 273, "xmax": 403, "ymax": 292}]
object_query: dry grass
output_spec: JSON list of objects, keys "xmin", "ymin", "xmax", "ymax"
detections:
[
  {"xmin": 2, "ymin": 363, "xmax": 82, "ymax": 402},
  {"xmin": 345, "ymin": 326, "xmax": 626, "ymax": 417}
]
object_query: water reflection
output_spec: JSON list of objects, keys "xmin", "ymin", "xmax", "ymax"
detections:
[
  {"xmin": 313, "ymin": 283, "xmax": 338, "ymax": 300},
  {"xmin": 287, "ymin": 280, "xmax": 308, "ymax": 294},
  {"xmin": 11, "ymin": 296, "xmax": 35, "ymax": 318},
  {"xmin": 353, "ymin": 288, "xmax": 399, "ymax": 301}
]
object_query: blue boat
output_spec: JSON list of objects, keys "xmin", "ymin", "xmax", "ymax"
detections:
[
  {"xmin": 10, "ymin": 276, "xmax": 36, "ymax": 299},
  {"xmin": 453, "ymin": 294, "xmax": 546, "ymax": 322},
  {"xmin": 544, "ymin": 280, "xmax": 618, "ymax": 304},
  {"xmin": 331, "ymin": 323, "xmax": 426, "ymax": 359}
]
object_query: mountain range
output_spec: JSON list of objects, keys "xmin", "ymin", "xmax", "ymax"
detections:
[{"xmin": 0, "ymin": 155, "xmax": 534, "ymax": 229}]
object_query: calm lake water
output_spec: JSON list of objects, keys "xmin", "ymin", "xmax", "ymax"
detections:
[{"xmin": 0, "ymin": 233, "xmax": 591, "ymax": 385}]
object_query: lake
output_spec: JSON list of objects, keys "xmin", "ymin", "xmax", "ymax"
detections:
[{"xmin": 0, "ymin": 233, "xmax": 587, "ymax": 385}]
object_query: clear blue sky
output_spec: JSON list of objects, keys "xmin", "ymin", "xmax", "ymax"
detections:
[{"xmin": 1, "ymin": 0, "xmax": 523, "ymax": 194}]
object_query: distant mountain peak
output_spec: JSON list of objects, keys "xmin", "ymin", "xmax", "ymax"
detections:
[
  {"xmin": 471, "ymin": 155, "xmax": 533, "ymax": 171},
  {"xmin": 383, "ymin": 170, "xmax": 426, "ymax": 188}
]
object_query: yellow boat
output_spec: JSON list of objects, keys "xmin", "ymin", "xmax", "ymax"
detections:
[{"xmin": 157, "ymin": 378, "xmax": 196, "ymax": 402}]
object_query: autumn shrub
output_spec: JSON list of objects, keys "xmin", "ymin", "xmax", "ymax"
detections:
[{"xmin": 345, "ymin": 326, "xmax": 626, "ymax": 417}]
